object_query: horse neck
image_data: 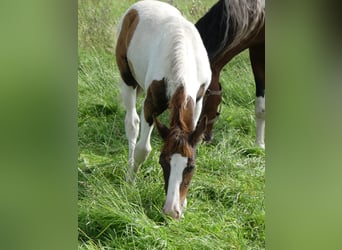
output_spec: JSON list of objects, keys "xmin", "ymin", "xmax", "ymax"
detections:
[
  {"xmin": 195, "ymin": 0, "xmax": 228, "ymax": 60},
  {"xmin": 169, "ymin": 86, "xmax": 195, "ymax": 133},
  {"xmin": 195, "ymin": 0, "xmax": 265, "ymax": 61}
]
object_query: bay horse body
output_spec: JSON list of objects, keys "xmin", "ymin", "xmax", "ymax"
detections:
[
  {"xmin": 116, "ymin": 0, "xmax": 211, "ymax": 219},
  {"xmin": 196, "ymin": 0, "xmax": 265, "ymax": 148}
]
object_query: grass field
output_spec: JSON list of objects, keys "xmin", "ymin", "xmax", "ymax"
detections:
[{"xmin": 78, "ymin": 0, "xmax": 265, "ymax": 249}]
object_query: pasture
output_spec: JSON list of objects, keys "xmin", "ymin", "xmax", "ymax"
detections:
[{"xmin": 78, "ymin": 0, "xmax": 265, "ymax": 249}]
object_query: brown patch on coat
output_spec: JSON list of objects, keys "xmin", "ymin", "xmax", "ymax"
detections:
[
  {"xmin": 162, "ymin": 127, "xmax": 193, "ymax": 158},
  {"xmin": 169, "ymin": 86, "xmax": 194, "ymax": 133},
  {"xmin": 180, "ymin": 154, "xmax": 196, "ymax": 201},
  {"xmin": 116, "ymin": 9, "xmax": 139, "ymax": 88},
  {"xmin": 158, "ymin": 86, "xmax": 196, "ymax": 160},
  {"xmin": 144, "ymin": 79, "xmax": 169, "ymax": 126}
]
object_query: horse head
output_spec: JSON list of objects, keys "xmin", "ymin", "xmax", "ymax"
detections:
[{"xmin": 154, "ymin": 115, "xmax": 207, "ymax": 219}]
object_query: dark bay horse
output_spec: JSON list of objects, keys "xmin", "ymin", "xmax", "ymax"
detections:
[
  {"xmin": 196, "ymin": 0, "xmax": 265, "ymax": 148},
  {"xmin": 116, "ymin": 1, "xmax": 211, "ymax": 219}
]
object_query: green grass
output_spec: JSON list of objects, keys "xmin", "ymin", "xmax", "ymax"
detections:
[{"xmin": 78, "ymin": 0, "xmax": 265, "ymax": 249}]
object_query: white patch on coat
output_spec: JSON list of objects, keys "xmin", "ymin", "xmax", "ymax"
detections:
[{"xmin": 118, "ymin": 0, "xmax": 211, "ymax": 101}]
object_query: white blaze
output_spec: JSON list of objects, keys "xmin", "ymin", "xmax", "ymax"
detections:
[{"xmin": 163, "ymin": 153, "xmax": 187, "ymax": 218}]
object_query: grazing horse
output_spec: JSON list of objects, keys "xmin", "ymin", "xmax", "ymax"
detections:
[
  {"xmin": 196, "ymin": 0, "xmax": 265, "ymax": 148},
  {"xmin": 116, "ymin": 1, "xmax": 211, "ymax": 219}
]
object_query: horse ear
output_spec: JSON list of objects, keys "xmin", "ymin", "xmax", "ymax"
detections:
[
  {"xmin": 153, "ymin": 115, "xmax": 170, "ymax": 141},
  {"xmin": 189, "ymin": 116, "xmax": 208, "ymax": 146}
]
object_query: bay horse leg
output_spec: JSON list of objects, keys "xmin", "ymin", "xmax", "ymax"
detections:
[
  {"xmin": 249, "ymin": 44, "xmax": 265, "ymax": 148},
  {"xmin": 121, "ymin": 82, "xmax": 140, "ymax": 183}
]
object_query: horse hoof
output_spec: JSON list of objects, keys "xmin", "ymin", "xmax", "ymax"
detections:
[
  {"xmin": 256, "ymin": 142, "xmax": 265, "ymax": 149},
  {"xmin": 163, "ymin": 209, "xmax": 181, "ymax": 220}
]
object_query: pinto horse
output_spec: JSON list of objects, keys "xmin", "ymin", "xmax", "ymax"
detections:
[
  {"xmin": 116, "ymin": 1, "xmax": 211, "ymax": 219},
  {"xmin": 196, "ymin": 0, "xmax": 265, "ymax": 148}
]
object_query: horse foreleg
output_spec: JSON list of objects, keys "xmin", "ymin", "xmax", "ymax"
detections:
[
  {"xmin": 255, "ymin": 96, "xmax": 265, "ymax": 149},
  {"xmin": 134, "ymin": 78, "xmax": 169, "ymax": 168},
  {"xmin": 194, "ymin": 98, "xmax": 203, "ymax": 126},
  {"xmin": 250, "ymin": 45, "xmax": 265, "ymax": 148},
  {"xmin": 121, "ymin": 83, "xmax": 140, "ymax": 184},
  {"xmin": 134, "ymin": 109, "xmax": 153, "ymax": 171}
]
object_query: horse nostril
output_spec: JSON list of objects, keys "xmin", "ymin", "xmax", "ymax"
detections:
[{"xmin": 203, "ymin": 132, "xmax": 213, "ymax": 143}]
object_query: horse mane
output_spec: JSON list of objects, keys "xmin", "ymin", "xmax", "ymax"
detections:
[
  {"xmin": 162, "ymin": 126, "xmax": 193, "ymax": 157},
  {"xmin": 223, "ymin": 0, "xmax": 265, "ymax": 50},
  {"xmin": 163, "ymin": 23, "xmax": 196, "ymax": 133},
  {"xmin": 164, "ymin": 20, "xmax": 194, "ymax": 97},
  {"xmin": 169, "ymin": 86, "xmax": 194, "ymax": 133},
  {"xmin": 168, "ymin": 29, "xmax": 186, "ymax": 84},
  {"xmin": 156, "ymin": 86, "xmax": 195, "ymax": 158},
  {"xmin": 195, "ymin": 0, "xmax": 265, "ymax": 61}
]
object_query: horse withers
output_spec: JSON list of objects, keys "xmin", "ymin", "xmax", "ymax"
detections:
[{"xmin": 116, "ymin": 1, "xmax": 211, "ymax": 219}]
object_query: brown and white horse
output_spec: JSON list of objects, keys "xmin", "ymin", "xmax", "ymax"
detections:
[
  {"xmin": 116, "ymin": 1, "xmax": 211, "ymax": 219},
  {"xmin": 196, "ymin": 0, "xmax": 265, "ymax": 148}
]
